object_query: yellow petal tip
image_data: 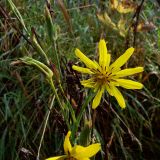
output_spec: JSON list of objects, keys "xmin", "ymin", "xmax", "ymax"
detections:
[
  {"xmin": 92, "ymin": 104, "xmax": 98, "ymax": 109},
  {"xmin": 67, "ymin": 131, "xmax": 71, "ymax": 137},
  {"xmin": 92, "ymin": 100, "xmax": 98, "ymax": 109},
  {"xmin": 121, "ymin": 104, "xmax": 126, "ymax": 109},
  {"xmin": 75, "ymin": 48, "xmax": 80, "ymax": 54},
  {"xmin": 139, "ymin": 83, "xmax": 144, "ymax": 89},
  {"xmin": 128, "ymin": 47, "xmax": 135, "ymax": 53},
  {"xmin": 75, "ymin": 48, "xmax": 81, "ymax": 56},
  {"xmin": 100, "ymin": 39, "xmax": 105, "ymax": 42},
  {"xmin": 72, "ymin": 65, "xmax": 76, "ymax": 70}
]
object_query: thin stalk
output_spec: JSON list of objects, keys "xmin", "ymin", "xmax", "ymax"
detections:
[
  {"xmin": 106, "ymin": 99, "xmax": 142, "ymax": 151},
  {"xmin": 32, "ymin": 35, "xmax": 50, "ymax": 65},
  {"xmin": 49, "ymin": 79, "xmax": 70, "ymax": 129},
  {"xmin": 59, "ymin": 83, "xmax": 76, "ymax": 123},
  {"xmin": 36, "ymin": 95, "xmax": 55, "ymax": 160},
  {"xmin": 53, "ymin": 41, "xmax": 62, "ymax": 79},
  {"xmin": 71, "ymin": 91, "xmax": 94, "ymax": 142}
]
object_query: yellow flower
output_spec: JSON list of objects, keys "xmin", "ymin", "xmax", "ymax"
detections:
[
  {"xmin": 46, "ymin": 131, "xmax": 101, "ymax": 160},
  {"xmin": 72, "ymin": 39, "xmax": 144, "ymax": 109},
  {"xmin": 110, "ymin": 0, "xmax": 136, "ymax": 14}
]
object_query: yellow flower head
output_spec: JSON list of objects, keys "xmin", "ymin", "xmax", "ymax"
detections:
[
  {"xmin": 72, "ymin": 39, "xmax": 144, "ymax": 109},
  {"xmin": 46, "ymin": 131, "xmax": 101, "ymax": 160},
  {"xmin": 110, "ymin": 0, "xmax": 136, "ymax": 14}
]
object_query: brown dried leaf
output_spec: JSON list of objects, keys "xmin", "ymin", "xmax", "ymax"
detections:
[
  {"xmin": 56, "ymin": 0, "xmax": 72, "ymax": 32},
  {"xmin": 136, "ymin": 22, "xmax": 156, "ymax": 32}
]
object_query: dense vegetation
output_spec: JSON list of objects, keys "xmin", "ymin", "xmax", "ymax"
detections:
[{"xmin": 0, "ymin": 0, "xmax": 160, "ymax": 159}]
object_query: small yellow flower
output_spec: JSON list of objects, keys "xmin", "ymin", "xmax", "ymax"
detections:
[
  {"xmin": 110, "ymin": 0, "xmax": 136, "ymax": 14},
  {"xmin": 46, "ymin": 131, "xmax": 101, "ymax": 160},
  {"xmin": 72, "ymin": 39, "xmax": 144, "ymax": 109}
]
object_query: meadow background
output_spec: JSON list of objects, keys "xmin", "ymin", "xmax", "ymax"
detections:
[{"xmin": 0, "ymin": 0, "xmax": 160, "ymax": 159}]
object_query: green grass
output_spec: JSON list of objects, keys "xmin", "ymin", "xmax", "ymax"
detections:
[{"xmin": 1, "ymin": 0, "xmax": 160, "ymax": 159}]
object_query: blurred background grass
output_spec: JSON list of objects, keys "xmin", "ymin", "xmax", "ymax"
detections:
[{"xmin": 0, "ymin": 0, "xmax": 160, "ymax": 160}]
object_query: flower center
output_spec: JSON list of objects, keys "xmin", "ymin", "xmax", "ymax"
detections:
[{"xmin": 94, "ymin": 71, "xmax": 112, "ymax": 85}]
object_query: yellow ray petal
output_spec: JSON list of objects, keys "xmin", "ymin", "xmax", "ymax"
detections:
[
  {"xmin": 114, "ymin": 67, "xmax": 143, "ymax": 77},
  {"xmin": 106, "ymin": 84, "xmax": 114, "ymax": 96},
  {"xmin": 116, "ymin": 79, "xmax": 143, "ymax": 89},
  {"xmin": 46, "ymin": 155, "xmax": 67, "ymax": 160},
  {"xmin": 64, "ymin": 131, "xmax": 72, "ymax": 155},
  {"xmin": 72, "ymin": 65, "xmax": 94, "ymax": 74},
  {"xmin": 109, "ymin": 67, "xmax": 121, "ymax": 74},
  {"xmin": 92, "ymin": 87, "xmax": 105, "ymax": 109},
  {"xmin": 75, "ymin": 49, "xmax": 97, "ymax": 69},
  {"xmin": 106, "ymin": 54, "xmax": 111, "ymax": 68},
  {"xmin": 93, "ymin": 60, "xmax": 103, "ymax": 72},
  {"xmin": 99, "ymin": 39, "xmax": 111, "ymax": 69},
  {"xmin": 81, "ymin": 79, "xmax": 95, "ymax": 88},
  {"xmin": 71, "ymin": 144, "xmax": 101, "ymax": 159},
  {"xmin": 111, "ymin": 85, "xmax": 126, "ymax": 108},
  {"xmin": 110, "ymin": 47, "xmax": 134, "ymax": 69}
]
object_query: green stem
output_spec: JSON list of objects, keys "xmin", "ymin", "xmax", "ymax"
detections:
[
  {"xmin": 32, "ymin": 35, "xmax": 50, "ymax": 65},
  {"xmin": 72, "ymin": 91, "xmax": 94, "ymax": 142},
  {"xmin": 49, "ymin": 79, "xmax": 70, "ymax": 129},
  {"xmin": 59, "ymin": 83, "xmax": 76, "ymax": 123},
  {"xmin": 36, "ymin": 95, "xmax": 55, "ymax": 160},
  {"xmin": 53, "ymin": 41, "xmax": 62, "ymax": 79}
]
